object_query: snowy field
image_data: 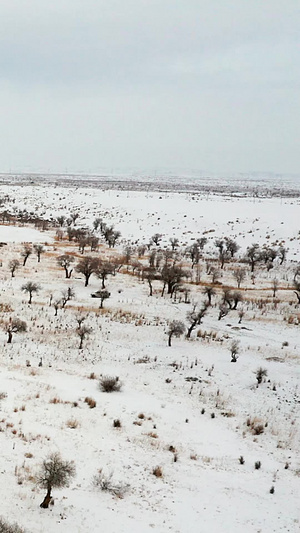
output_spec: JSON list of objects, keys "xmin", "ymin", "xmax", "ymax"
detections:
[{"xmin": 0, "ymin": 176, "xmax": 299, "ymax": 533}]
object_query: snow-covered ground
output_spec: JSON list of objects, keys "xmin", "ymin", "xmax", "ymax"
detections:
[{"xmin": 0, "ymin": 177, "xmax": 299, "ymax": 533}]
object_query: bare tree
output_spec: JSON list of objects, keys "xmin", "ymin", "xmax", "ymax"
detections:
[
  {"xmin": 77, "ymin": 324, "xmax": 92, "ymax": 349},
  {"xmin": 8, "ymin": 259, "xmax": 20, "ymax": 278},
  {"xmin": 203, "ymin": 286, "xmax": 216, "ymax": 306},
  {"xmin": 56, "ymin": 254, "xmax": 75, "ymax": 279},
  {"xmin": 37, "ymin": 452, "xmax": 76, "ymax": 509},
  {"xmin": 233, "ymin": 267, "xmax": 246, "ymax": 288},
  {"xmin": 21, "ymin": 281, "xmax": 40, "ymax": 304},
  {"xmin": 0, "ymin": 517, "xmax": 26, "ymax": 532},
  {"xmin": 4, "ymin": 318, "xmax": 27, "ymax": 343},
  {"xmin": 57, "ymin": 215, "xmax": 65, "ymax": 227},
  {"xmin": 61, "ymin": 287, "xmax": 75, "ymax": 308},
  {"xmin": 96, "ymin": 261, "xmax": 114, "ymax": 289},
  {"xmin": 161, "ymin": 265, "xmax": 186, "ymax": 297},
  {"xmin": 293, "ymin": 281, "xmax": 300, "ymax": 304},
  {"xmin": 232, "ymin": 291, "xmax": 243, "ymax": 310},
  {"xmin": 256, "ymin": 367, "xmax": 267, "ymax": 385},
  {"xmin": 278, "ymin": 246, "xmax": 287, "ymax": 265},
  {"xmin": 215, "ymin": 239, "xmax": 230, "ymax": 269},
  {"xmin": 76, "ymin": 256, "xmax": 99, "ymax": 286},
  {"xmin": 230, "ymin": 340, "xmax": 240, "ymax": 362},
  {"xmin": 169, "ymin": 237, "xmax": 179, "ymax": 251},
  {"xmin": 218, "ymin": 303, "xmax": 229, "ymax": 320},
  {"xmin": 97, "ymin": 290, "xmax": 111, "ymax": 309},
  {"xmin": 21, "ymin": 244, "xmax": 32, "ymax": 266},
  {"xmin": 34, "ymin": 244, "xmax": 45, "ymax": 263},
  {"xmin": 151, "ymin": 233, "xmax": 162, "ymax": 246},
  {"xmin": 245, "ymin": 243, "xmax": 261, "ymax": 273},
  {"xmin": 143, "ymin": 267, "xmax": 158, "ymax": 296},
  {"xmin": 167, "ymin": 320, "xmax": 185, "ymax": 346},
  {"xmin": 186, "ymin": 304, "xmax": 207, "ymax": 338},
  {"xmin": 272, "ymin": 279, "xmax": 279, "ymax": 298}
]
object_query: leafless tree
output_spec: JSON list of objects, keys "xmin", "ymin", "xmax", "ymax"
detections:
[
  {"xmin": 61, "ymin": 287, "xmax": 75, "ymax": 308},
  {"xmin": 143, "ymin": 267, "xmax": 158, "ymax": 296},
  {"xmin": 272, "ymin": 279, "xmax": 279, "ymax": 298},
  {"xmin": 238, "ymin": 308, "xmax": 244, "ymax": 323},
  {"xmin": 37, "ymin": 452, "xmax": 76, "ymax": 509},
  {"xmin": 169, "ymin": 237, "xmax": 179, "ymax": 251},
  {"xmin": 34, "ymin": 244, "xmax": 45, "ymax": 263},
  {"xmin": 232, "ymin": 291, "xmax": 243, "ymax": 309},
  {"xmin": 151, "ymin": 233, "xmax": 162, "ymax": 246},
  {"xmin": 77, "ymin": 324, "xmax": 92, "ymax": 349},
  {"xmin": 218, "ymin": 303, "xmax": 229, "ymax": 320},
  {"xmin": 76, "ymin": 256, "xmax": 99, "ymax": 286},
  {"xmin": 245, "ymin": 243, "xmax": 261, "ymax": 273},
  {"xmin": 21, "ymin": 244, "xmax": 32, "ymax": 266},
  {"xmin": 21, "ymin": 281, "xmax": 40, "ymax": 304},
  {"xmin": 215, "ymin": 239, "xmax": 230, "ymax": 269},
  {"xmin": 278, "ymin": 246, "xmax": 287, "ymax": 265},
  {"xmin": 224, "ymin": 237, "xmax": 239, "ymax": 258},
  {"xmin": 186, "ymin": 304, "xmax": 207, "ymax": 338},
  {"xmin": 167, "ymin": 320, "xmax": 185, "ymax": 346},
  {"xmin": 293, "ymin": 281, "xmax": 300, "ymax": 304},
  {"xmin": 161, "ymin": 265, "xmax": 186, "ymax": 297},
  {"xmin": 233, "ymin": 267, "xmax": 246, "ymax": 288},
  {"xmin": 4, "ymin": 318, "xmax": 27, "ymax": 343},
  {"xmin": 256, "ymin": 367, "xmax": 268, "ymax": 385},
  {"xmin": 8, "ymin": 259, "xmax": 20, "ymax": 278},
  {"xmin": 203, "ymin": 286, "xmax": 216, "ymax": 306},
  {"xmin": 96, "ymin": 261, "xmax": 114, "ymax": 289},
  {"xmin": 230, "ymin": 340, "xmax": 240, "ymax": 362},
  {"xmin": 56, "ymin": 254, "xmax": 75, "ymax": 279},
  {"xmin": 57, "ymin": 215, "xmax": 66, "ymax": 227}
]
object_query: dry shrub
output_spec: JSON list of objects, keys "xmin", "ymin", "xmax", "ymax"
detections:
[
  {"xmin": 0, "ymin": 392, "xmax": 7, "ymax": 400},
  {"xmin": 0, "ymin": 303, "xmax": 14, "ymax": 313},
  {"xmin": 247, "ymin": 417, "xmax": 265, "ymax": 435},
  {"xmin": 0, "ymin": 517, "xmax": 26, "ymax": 532},
  {"xmin": 89, "ymin": 372, "xmax": 97, "ymax": 380},
  {"xmin": 113, "ymin": 419, "xmax": 121, "ymax": 428},
  {"xmin": 92, "ymin": 469, "xmax": 129, "ymax": 498},
  {"xmin": 99, "ymin": 376, "xmax": 122, "ymax": 393},
  {"xmin": 24, "ymin": 452, "xmax": 33, "ymax": 459},
  {"xmin": 152, "ymin": 466, "xmax": 163, "ymax": 478},
  {"xmin": 84, "ymin": 397, "xmax": 97, "ymax": 409},
  {"xmin": 66, "ymin": 418, "xmax": 80, "ymax": 429},
  {"xmin": 49, "ymin": 397, "xmax": 62, "ymax": 404},
  {"xmin": 147, "ymin": 432, "xmax": 158, "ymax": 439}
]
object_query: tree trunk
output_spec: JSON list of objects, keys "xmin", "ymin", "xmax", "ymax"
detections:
[
  {"xmin": 148, "ymin": 279, "xmax": 153, "ymax": 296},
  {"xmin": 29, "ymin": 293, "xmax": 32, "ymax": 304},
  {"xmin": 40, "ymin": 487, "xmax": 52, "ymax": 509},
  {"xmin": 168, "ymin": 334, "xmax": 172, "ymax": 347},
  {"xmin": 7, "ymin": 331, "xmax": 12, "ymax": 344},
  {"xmin": 79, "ymin": 336, "xmax": 83, "ymax": 349}
]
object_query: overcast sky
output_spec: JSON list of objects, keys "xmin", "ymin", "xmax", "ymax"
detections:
[{"xmin": 0, "ymin": 0, "xmax": 299, "ymax": 175}]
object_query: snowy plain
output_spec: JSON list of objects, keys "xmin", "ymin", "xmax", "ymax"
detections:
[{"xmin": 0, "ymin": 175, "xmax": 299, "ymax": 533}]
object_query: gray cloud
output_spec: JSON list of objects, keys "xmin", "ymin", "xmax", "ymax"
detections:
[{"xmin": 0, "ymin": 0, "xmax": 299, "ymax": 173}]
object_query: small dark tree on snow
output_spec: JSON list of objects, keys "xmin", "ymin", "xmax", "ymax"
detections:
[
  {"xmin": 233, "ymin": 267, "xmax": 246, "ymax": 288},
  {"xmin": 77, "ymin": 324, "xmax": 92, "ymax": 349},
  {"xmin": 230, "ymin": 340, "xmax": 240, "ymax": 362},
  {"xmin": 169, "ymin": 237, "xmax": 179, "ymax": 250},
  {"xmin": 186, "ymin": 304, "xmax": 207, "ymax": 338},
  {"xmin": 151, "ymin": 233, "xmax": 162, "ymax": 246},
  {"xmin": 56, "ymin": 254, "xmax": 75, "ymax": 279},
  {"xmin": 143, "ymin": 267, "xmax": 158, "ymax": 296},
  {"xmin": 97, "ymin": 290, "xmax": 111, "ymax": 309},
  {"xmin": 57, "ymin": 215, "xmax": 65, "ymax": 227},
  {"xmin": 167, "ymin": 320, "xmax": 185, "ymax": 347},
  {"xmin": 256, "ymin": 367, "xmax": 267, "ymax": 385},
  {"xmin": 203, "ymin": 286, "xmax": 216, "ymax": 306},
  {"xmin": 4, "ymin": 318, "xmax": 27, "ymax": 343},
  {"xmin": 37, "ymin": 452, "xmax": 76, "ymax": 509},
  {"xmin": 33, "ymin": 244, "xmax": 45, "ymax": 262},
  {"xmin": 8, "ymin": 259, "xmax": 20, "ymax": 278},
  {"xmin": 272, "ymin": 279, "xmax": 279, "ymax": 298},
  {"xmin": 21, "ymin": 244, "xmax": 32, "ymax": 266},
  {"xmin": 245, "ymin": 243, "xmax": 261, "ymax": 273},
  {"xmin": 61, "ymin": 287, "xmax": 75, "ymax": 308},
  {"xmin": 76, "ymin": 256, "xmax": 99, "ymax": 286},
  {"xmin": 96, "ymin": 261, "xmax": 114, "ymax": 289},
  {"xmin": 21, "ymin": 281, "xmax": 40, "ymax": 304},
  {"xmin": 218, "ymin": 303, "xmax": 229, "ymax": 320}
]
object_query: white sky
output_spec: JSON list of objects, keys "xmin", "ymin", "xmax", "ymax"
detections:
[{"xmin": 0, "ymin": 0, "xmax": 299, "ymax": 175}]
